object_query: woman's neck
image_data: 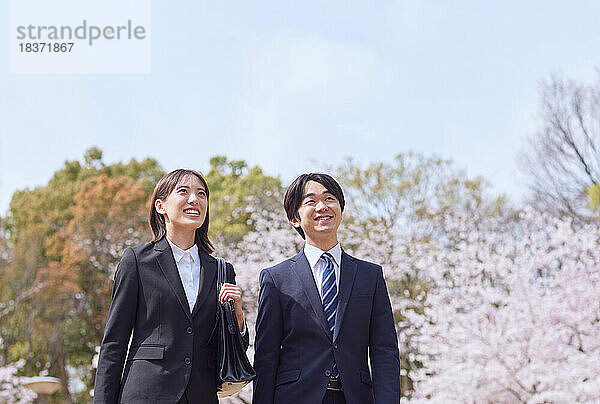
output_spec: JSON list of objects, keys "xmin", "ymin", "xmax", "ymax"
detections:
[{"xmin": 165, "ymin": 226, "xmax": 196, "ymax": 251}]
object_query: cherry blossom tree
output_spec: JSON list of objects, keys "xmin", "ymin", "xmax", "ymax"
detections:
[
  {"xmin": 407, "ymin": 209, "xmax": 600, "ymax": 403},
  {"xmin": 214, "ymin": 196, "xmax": 302, "ymax": 403},
  {"xmin": 213, "ymin": 179, "xmax": 515, "ymax": 401},
  {"xmin": 0, "ymin": 337, "xmax": 37, "ymax": 403},
  {"xmin": 217, "ymin": 195, "xmax": 421, "ymax": 402},
  {"xmin": 217, "ymin": 195, "xmax": 428, "ymax": 402}
]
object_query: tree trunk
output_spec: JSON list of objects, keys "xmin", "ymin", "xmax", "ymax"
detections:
[{"xmin": 58, "ymin": 352, "xmax": 73, "ymax": 404}]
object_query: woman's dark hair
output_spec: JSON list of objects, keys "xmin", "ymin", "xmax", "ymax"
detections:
[
  {"xmin": 149, "ymin": 169, "xmax": 214, "ymax": 254},
  {"xmin": 283, "ymin": 173, "xmax": 345, "ymax": 239}
]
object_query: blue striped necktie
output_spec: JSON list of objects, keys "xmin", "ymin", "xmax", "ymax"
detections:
[{"xmin": 321, "ymin": 252, "xmax": 339, "ymax": 378}]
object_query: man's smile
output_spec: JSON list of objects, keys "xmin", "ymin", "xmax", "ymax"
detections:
[{"xmin": 314, "ymin": 215, "xmax": 334, "ymax": 224}]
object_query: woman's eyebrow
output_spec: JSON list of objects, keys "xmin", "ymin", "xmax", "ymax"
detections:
[{"xmin": 177, "ymin": 185, "xmax": 205, "ymax": 190}]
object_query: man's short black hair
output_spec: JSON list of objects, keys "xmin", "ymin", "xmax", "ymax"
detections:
[{"xmin": 283, "ymin": 173, "xmax": 345, "ymax": 239}]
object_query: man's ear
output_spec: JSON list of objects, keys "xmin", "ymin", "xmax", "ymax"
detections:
[{"xmin": 155, "ymin": 199, "xmax": 166, "ymax": 215}]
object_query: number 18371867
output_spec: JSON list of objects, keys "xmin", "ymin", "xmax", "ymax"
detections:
[{"xmin": 19, "ymin": 43, "xmax": 74, "ymax": 52}]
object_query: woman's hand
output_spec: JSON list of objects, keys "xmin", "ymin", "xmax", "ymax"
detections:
[{"xmin": 219, "ymin": 283, "xmax": 245, "ymax": 331}]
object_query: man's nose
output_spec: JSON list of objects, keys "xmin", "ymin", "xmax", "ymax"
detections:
[{"xmin": 315, "ymin": 200, "xmax": 328, "ymax": 211}]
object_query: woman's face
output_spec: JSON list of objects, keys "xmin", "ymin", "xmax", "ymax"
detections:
[{"xmin": 155, "ymin": 174, "xmax": 208, "ymax": 235}]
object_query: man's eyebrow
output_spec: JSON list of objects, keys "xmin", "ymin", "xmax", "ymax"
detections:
[{"xmin": 302, "ymin": 190, "xmax": 333, "ymax": 199}]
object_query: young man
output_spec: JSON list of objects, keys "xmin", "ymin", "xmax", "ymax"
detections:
[{"xmin": 253, "ymin": 173, "xmax": 400, "ymax": 404}]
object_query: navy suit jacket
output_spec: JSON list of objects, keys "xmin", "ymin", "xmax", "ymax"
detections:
[
  {"xmin": 93, "ymin": 237, "xmax": 248, "ymax": 404},
  {"xmin": 253, "ymin": 249, "xmax": 400, "ymax": 404}
]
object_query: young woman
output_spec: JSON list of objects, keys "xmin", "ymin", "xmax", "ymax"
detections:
[{"xmin": 93, "ymin": 169, "xmax": 247, "ymax": 404}]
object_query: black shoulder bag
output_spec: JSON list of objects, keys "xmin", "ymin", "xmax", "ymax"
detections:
[{"xmin": 216, "ymin": 257, "xmax": 256, "ymax": 397}]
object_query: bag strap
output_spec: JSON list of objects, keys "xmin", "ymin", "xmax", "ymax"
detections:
[
  {"xmin": 216, "ymin": 258, "xmax": 237, "ymax": 333},
  {"xmin": 216, "ymin": 257, "xmax": 225, "ymax": 321},
  {"xmin": 216, "ymin": 257, "xmax": 226, "ymax": 294}
]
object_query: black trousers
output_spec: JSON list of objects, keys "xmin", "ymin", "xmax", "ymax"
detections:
[{"xmin": 322, "ymin": 390, "xmax": 347, "ymax": 404}]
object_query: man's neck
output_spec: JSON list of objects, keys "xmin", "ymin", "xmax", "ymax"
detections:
[{"xmin": 305, "ymin": 236, "xmax": 338, "ymax": 252}]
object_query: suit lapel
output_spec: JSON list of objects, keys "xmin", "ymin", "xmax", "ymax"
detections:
[
  {"xmin": 290, "ymin": 251, "xmax": 332, "ymax": 341},
  {"xmin": 191, "ymin": 249, "xmax": 216, "ymax": 318},
  {"xmin": 154, "ymin": 237, "xmax": 193, "ymax": 323},
  {"xmin": 333, "ymin": 250, "xmax": 357, "ymax": 342}
]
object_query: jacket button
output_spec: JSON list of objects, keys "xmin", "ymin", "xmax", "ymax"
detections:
[
  {"xmin": 325, "ymin": 370, "xmax": 331, "ymax": 377},
  {"xmin": 334, "ymin": 344, "xmax": 338, "ymax": 349},
  {"xmin": 186, "ymin": 326, "xmax": 193, "ymax": 334},
  {"xmin": 184, "ymin": 357, "xmax": 191, "ymax": 365}
]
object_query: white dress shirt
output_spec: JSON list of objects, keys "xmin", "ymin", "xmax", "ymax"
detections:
[
  {"xmin": 303, "ymin": 242, "xmax": 342, "ymax": 301},
  {"xmin": 167, "ymin": 238, "xmax": 200, "ymax": 313},
  {"xmin": 167, "ymin": 238, "xmax": 247, "ymax": 334}
]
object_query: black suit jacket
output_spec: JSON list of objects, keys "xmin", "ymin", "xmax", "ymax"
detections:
[
  {"xmin": 253, "ymin": 250, "xmax": 400, "ymax": 404},
  {"xmin": 93, "ymin": 237, "xmax": 249, "ymax": 404}
]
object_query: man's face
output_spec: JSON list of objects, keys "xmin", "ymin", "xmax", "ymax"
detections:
[{"xmin": 291, "ymin": 180, "xmax": 342, "ymax": 247}]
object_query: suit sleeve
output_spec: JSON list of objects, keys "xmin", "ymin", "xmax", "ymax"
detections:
[
  {"xmin": 226, "ymin": 261, "xmax": 249, "ymax": 350},
  {"xmin": 93, "ymin": 248, "xmax": 139, "ymax": 404},
  {"xmin": 252, "ymin": 269, "xmax": 283, "ymax": 404},
  {"xmin": 369, "ymin": 266, "xmax": 401, "ymax": 403}
]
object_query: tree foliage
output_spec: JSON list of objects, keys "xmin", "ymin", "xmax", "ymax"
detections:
[
  {"xmin": 215, "ymin": 153, "xmax": 509, "ymax": 401},
  {"xmin": 408, "ymin": 209, "xmax": 600, "ymax": 403},
  {"xmin": 0, "ymin": 150, "xmax": 283, "ymax": 401},
  {"xmin": 331, "ymin": 153, "xmax": 507, "ymax": 395},
  {"xmin": 205, "ymin": 156, "xmax": 283, "ymax": 247},
  {"xmin": 8, "ymin": 149, "xmax": 580, "ymax": 402},
  {"xmin": 0, "ymin": 355, "xmax": 37, "ymax": 403},
  {"xmin": 0, "ymin": 149, "xmax": 163, "ymax": 402}
]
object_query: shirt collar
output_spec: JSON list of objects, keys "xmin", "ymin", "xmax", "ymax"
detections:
[
  {"xmin": 303, "ymin": 242, "xmax": 342, "ymax": 269},
  {"xmin": 166, "ymin": 237, "xmax": 199, "ymax": 264}
]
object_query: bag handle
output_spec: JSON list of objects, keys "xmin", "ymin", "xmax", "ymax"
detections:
[
  {"xmin": 216, "ymin": 258, "xmax": 225, "ymax": 322},
  {"xmin": 216, "ymin": 258, "xmax": 238, "ymax": 334},
  {"xmin": 216, "ymin": 257, "xmax": 226, "ymax": 293}
]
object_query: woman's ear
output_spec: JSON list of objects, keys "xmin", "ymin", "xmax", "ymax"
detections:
[
  {"xmin": 290, "ymin": 217, "xmax": 301, "ymax": 228},
  {"xmin": 155, "ymin": 199, "xmax": 166, "ymax": 215}
]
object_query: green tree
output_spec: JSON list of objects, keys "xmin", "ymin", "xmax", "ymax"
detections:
[
  {"xmin": 0, "ymin": 150, "xmax": 284, "ymax": 401},
  {"xmin": 332, "ymin": 153, "xmax": 507, "ymax": 397},
  {"xmin": 0, "ymin": 148, "xmax": 163, "ymax": 402},
  {"xmin": 587, "ymin": 183, "xmax": 600, "ymax": 212},
  {"xmin": 334, "ymin": 153, "xmax": 505, "ymax": 240},
  {"xmin": 205, "ymin": 156, "xmax": 283, "ymax": 247}
]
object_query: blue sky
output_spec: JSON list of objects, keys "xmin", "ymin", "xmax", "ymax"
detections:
[{"xmin": 2, "ymin": 1, "xmax": 600, "ymax": 214}]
